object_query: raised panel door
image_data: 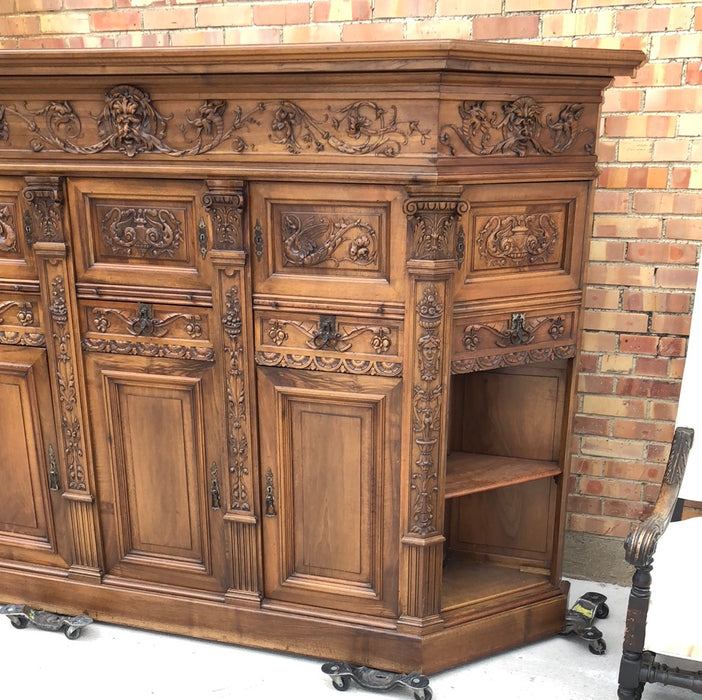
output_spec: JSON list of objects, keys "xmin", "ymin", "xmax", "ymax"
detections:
[
  {"xmin": 85, "ymin": 353, "xmax": 228, "ymax": 594},
  {"xmin": 0, "ymin": 346, "xmax": 70, "ymax": 569},
  {"xmin": 258, "ymin": 367, "xmax": 401, "ymax": 617}
]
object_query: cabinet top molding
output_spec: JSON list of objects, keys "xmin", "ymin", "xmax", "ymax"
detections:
[{"xmin": 0, "ymin": 40, "xmax": 645, "ymax": 79}]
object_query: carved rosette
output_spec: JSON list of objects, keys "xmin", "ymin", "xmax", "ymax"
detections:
[
  {"xmin": 22, "ymin": 177, "xmax": 65, "ymax": 244},
  {"xmin": 440, "ymin": 96, "xmax": 595, "ymax": 157},
  {"xmin": 221, "ymin": 285, "xmax": 251, "ymax": 513},
  {"xmin": 404, "ymin": 188, "xmax": 468, "ymax": 262},
  {"xmin": 410, "ymin": 284, "xmax": 444, "ymax": 537},
  {"xmin": 203, "ymin": 182, "xmax": 245, "ymax": 251}
]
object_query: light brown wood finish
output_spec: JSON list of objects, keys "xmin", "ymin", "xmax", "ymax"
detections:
[{"xmin": 0, "ymin": 41, "xmax": 644, "ymax": 673}]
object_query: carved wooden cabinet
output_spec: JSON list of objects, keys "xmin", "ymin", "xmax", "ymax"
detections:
[{"xmin": 0, "ymin": 42, "xmax": 643, "ymax": 674}]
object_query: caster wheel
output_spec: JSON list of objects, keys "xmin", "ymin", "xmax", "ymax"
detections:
[
  {"xmin": 595, "ymin": 603, "xmax": 610, "ymax": 619},
  {"xmin": 589, "ymin": 638, "xmax": 606, "ymax": 655},
  {"xmin": 64, "ymin": 626, "xmax": 81, "ymax": 640},
  {"xmin": 414, "ymin": 689, "xmax": 433, "ymax": 700},
  {"xmin": 10, "ymin": 616, "xmax": 28, "ymax": 629},
  {"xmin": 332, "ymin": 676, "xmax": 350, "ymax": 691}
]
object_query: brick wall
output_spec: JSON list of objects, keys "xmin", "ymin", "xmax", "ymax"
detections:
[{"xmin": 1, "ymin": 1, "xmax": 700, "ymax": 550}]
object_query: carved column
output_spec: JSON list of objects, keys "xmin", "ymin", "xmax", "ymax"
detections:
[
  {"xmin": 28, "ymin": 177, "xmax": 103, "ymax": 579},
  {"xmin": 205, "ymin": 180, "xmax": 262, "ymax": 605},
  {"xmin": 399, "ymin": 186, "xmax": 467, "ymax": 631}
]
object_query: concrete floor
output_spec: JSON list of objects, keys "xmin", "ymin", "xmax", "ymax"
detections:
[{"xmin": 1, "ymin": 580, "xmax": 697, "ymax": 699}]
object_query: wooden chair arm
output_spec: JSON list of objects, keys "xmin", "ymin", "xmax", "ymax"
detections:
[{"xmin": 624, "ymin": 426, "xmax": 694, "ymax": 568}]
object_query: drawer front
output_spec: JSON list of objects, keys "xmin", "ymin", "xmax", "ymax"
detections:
[
  {"xmin": 68, "ymin": 178, "xmax": 213, "ymax": 291},
  {"xmin": 458, "ymin": 181, "xmax": 589, "ymax": 302},
  {"xmin": 79, "ymin": 299, "xmax": 214, "ymax": 362},
  {"xmin": 250, "ymin": 182, "xmax": 405, "ymax": 303},
  {"xmin": 451, "ymin": 304, "xmax": 578, "ymax": 374},
  {"xmin": 255, "ymin": 307, "xmax": 403, "ymax": 377}
]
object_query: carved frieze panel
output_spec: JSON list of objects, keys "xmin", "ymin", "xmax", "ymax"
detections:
[
  {"xmin": 0, "ymin": 86, "xmax": 430, "ymax": 159},
  {"xmin": 256, "ymin": 351, "xmax": 402, "ymax": 377},
  {"xmin": 440, "ymin": 96, "xmax": 596, "ymax": 158},
  {"xmin": 451, "ymin": 344, "xmax": 576, "ymax": 374}
]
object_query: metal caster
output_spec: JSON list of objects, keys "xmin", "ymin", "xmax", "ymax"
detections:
[
  {"xmin": 561, "ymin": 591, "xmax": 609, "ymax": 654},
  {"xmin": 0, "ymin": 604, "xmax": 93, "ymax": 639},
  {"xmin": 322, "ymin": 661, "xmax": 432, "ymax": 700}
]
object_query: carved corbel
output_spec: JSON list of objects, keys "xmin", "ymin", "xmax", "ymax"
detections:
[
  {"xmin": 404, "ymin": 186, "xmax": 468, "ymax": 263},
  {"xmin": 22, "ymin": 177, "xmax": 65, "ymax": 245},
  {"xmin": 203, "ymin": 180, "xmax": 246, "ymax": 252}
]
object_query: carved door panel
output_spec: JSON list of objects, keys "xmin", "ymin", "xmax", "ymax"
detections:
[
  {"xmin": 85, "ymin": 353, "xmax": 228, "ymax": 593},
  {"xmin": 258, "ymin": 367, "xmax": 401, "ymax": 617},
  {"xmin": 0, "ymin": 346, "xmax": 71, "ymax": 569},
  {"xmin": 0, "ymin": 176, "xmax": 36, "ymax": 281}
]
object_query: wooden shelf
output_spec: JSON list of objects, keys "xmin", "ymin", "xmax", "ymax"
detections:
[{"xmin": 445, "ymin": 452, "xmax": 561, "ymax": 499}]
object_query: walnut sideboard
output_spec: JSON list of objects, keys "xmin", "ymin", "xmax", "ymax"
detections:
[{"xmin": 0, "ymin": 41, "xmax": 643, "ymax": 674}]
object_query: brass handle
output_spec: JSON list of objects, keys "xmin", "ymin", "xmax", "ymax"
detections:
[
  {"xmin": 210, "ymin": 462, "xmax": 221, "ymax": 510},
  {"xmin": 264, "ymin": 468, "xmax": 276, "ymax": 517},
  {"xmin": 48, "ymin": 444, "xmax": 60, "ymax": 491}
]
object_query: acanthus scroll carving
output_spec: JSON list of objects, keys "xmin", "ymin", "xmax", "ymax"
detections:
[
  {"xmin": 90, "ymin": 303, "xmax": 203, "ymax": 339},
  {"xmin": 0, "ymin": 299, "xmax": 43, "ymax": 346},
  {"xmin": 462, "ymin": 313, "xmax": 567, "ymax": 352},
  {"xmin": 0, "ymin": 204, "xmax": 18, "ymax": 252},
  {"xmin": 1, "ymin": 86, "xmax": 429, "ymax": 158},
  {"xmin": 440, "ymin": 97, "xmax": 595, "ymax": 158},
  {"xmin": 282, "ymin": 214, "xmax": 378, "ymax": 268},
  {"xmin": 221, "ymin": 286, "xmax": 251, "ymax": 513},
  {"xmin": 101, "ymin": 206, "xmax": 183, "ymax": 258},
  {"xmin": 410, "ymin": 285, "xmax": 444, "ymax": 537},
  {"xmin": 48, "ymin": 275, "xmax": 86, "ymax": 491},
  {"xmin": 477, "ymin": 213, "xmax": 559, "ymax": 268}
]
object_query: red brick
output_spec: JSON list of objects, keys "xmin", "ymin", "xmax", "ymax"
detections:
[
  {"xmin": 602, "ymin": 87, "xmax": 643, "ymax": 113},
  {"xmin": 313, "ymin": 0, "xmax": 371, "ymax": 22},
  {"xmin": 578, "ymin": 352, "xmax": 600, "ymax": 373},
  {"xmin": 651, "ymin": 33, "xmax": 702, "ymax": 60},
  {"xmin": 574, "ymin": 415, "xmax": 610, "ymax": 436},
  {"xmin": 647, "ymin": 443, "xmax": 672, "ymax": 463},
  {"xmin": 604, "ymin": 460, "xmax": 664, "ymax": 482},
  {"xmin": 252, "ymin": 3, "xmax": 310, "ymax": 26},
  {"xmin": 650, "ymin": 312, "xmax": 691, "ymax": 336},
  {"xmin": 567, "ymin": 514, "xmax": 633, "ymax": 539},
  {"xmin": 612, "ymin": 419, "xmax": 675, "ymax": 443},
  {"xmin": 142, "ymin": 7, "xmax": 195, "ymax": 30},
  {"xmin": 649, "ymin": 400, "xmax": 679, "ymax": 422},
  {"xmin": 373, "ymin": 0, "xmax": 435, "ymax": 18},
  {"xmin": 593, "ymin": 216, "xmax": 662, "ymax": 240},
  {"xmin": 1, "ymin": 14, "xmax": 41, "ymax": 36},
  {"xmin": 583, "ymin": 309, "xmax": 649, "ymax": 333},
  {"xmin": 686, "ymin": 61, "xmax": 702, "ymax": 86},
  {"xmin": 598, "ymin": 166, "xmax": 668, "ymax": 189},
  {"xmin": 619, "ymin": 334, "xmax": 659, "ymax": 355},
  {"xmin": 64, "ymin": 0, "xmax": 114, "ymax": 8},
  {"xmin": 568, "ymin": 495, "xmax": 603, "ymax": 515},
  {"xmin": 659, "ymin": 336, "xmax": 687, "ymax": 357},
  {"xmin": 633, "ymin": 192, "xmax": 702, "ymax": 215},
  {"xmin": 615, "ymin": 6, "xmax": 693, "ymax": 34},
  {"xmin": 620, "ymin": 62, "xmax": 683, "ymax": 89},
  {"xmin": 578, "ymin": 374, "xmax": 616, "ymax": 395},
  {"xmin": 580, "ymin": 476, "xmax": 643, "ymax": 501},
  {"xmin": 634, "ymin": 356, "xmax": 672, "ymax": 377},
  {"xmin": 91, "ymin": 10, "xmax": 141, "ymax": 31},
  {"xmin": 603, "ymin": 500, "xmax": 652, "ymax": 520},
  {"xmin": 593, "ymin": 190, "xmax": 630, "ymax": 213},
  {"xmin": 627, "ymin": 242, "xmax": 698, "ymax": 265},
  {"xmin": 170, "ymin": 30, "xmax": 226, "ymax": 46},
  {"xmin": 472, "ymin": 14, "xmax": 539, "ymax": 40},
  {"xmin": 570, "ymin": 458, "xmax": 606, "ymax": 477},
  {"xmin": 616, "ymin": 377, "xmax": 681, "ymax": 399},
  {"xmin": 603, "ymin": 114, "xmax": 676, "ymax": 138},
  {"xmin": 652, "ymin": 138, "xmax": 692, "ymax": 162},
  {"xmin": 17, "ymin": 36, "xmax": 69, "ymax": 48},
  {"xmin": 622, "ymin": 290, "xmax": 691, "ymax": 314},
  {"xmin": 654, "ymin": 266, "xmax": 699, "ymax": 289},
  {"xmin": 587, "ymin": 263, "xmax": 655, "ymax": 287},
  {"xmin": 342, "ymin": 21, "xmax": 404, "ymax": 42},
  {"xmin": 645, "ymin": 87, "xmax": 702, "ymax": 113}
]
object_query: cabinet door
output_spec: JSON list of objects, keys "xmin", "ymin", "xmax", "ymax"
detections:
[
  {"xmin": 85, "ymin": 353, "xmax": 228, "ymax": 594},
  {"xmin": 258, "ymin": 367, "xmax": 401, "ymax": 617},
  {"xmin": 0, "ymin": 346, "xmax": 70, "ymax": 570}
]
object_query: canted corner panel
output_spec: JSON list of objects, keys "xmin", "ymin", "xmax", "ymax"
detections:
[
  {"xmin": 251, "ymin": 183, "xmax": 404, "ymax": 302},
  {"xmin": 67, "ymin": 178, "xmax": 210, "ymax": 290},
  {"xmin": 101, "ymin": 370, "xmax": 214, "ymax": 580},
  {"xmin": 459, "ymin": 182, "xmax": 588, "ymax": 301}
]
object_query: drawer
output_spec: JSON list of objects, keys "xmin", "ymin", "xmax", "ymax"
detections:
[
  {"xmin": 255, "ymin": 307, "xmax": 403, "ymax": 377},
  {"xmin": 67, "ymin": 178, "xmax": 213, "ymax": 291},
  {"xmin": 451, "ymin": 304, "xmax": 578, "ymax": 374},
  {"xmin": 250, "ymin": 181, "xmax": 405, "ymax": 304},
  {"xmin": 79, "ymin": 299, "xmax": 214, "ymax": 361},
  {"xmin": 0, "ymin": 291, "xmax": 44, "ymax": 347},
  {"xmin": 457, "ymin": 181, "xmax": 589, "ymax": 302}
]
